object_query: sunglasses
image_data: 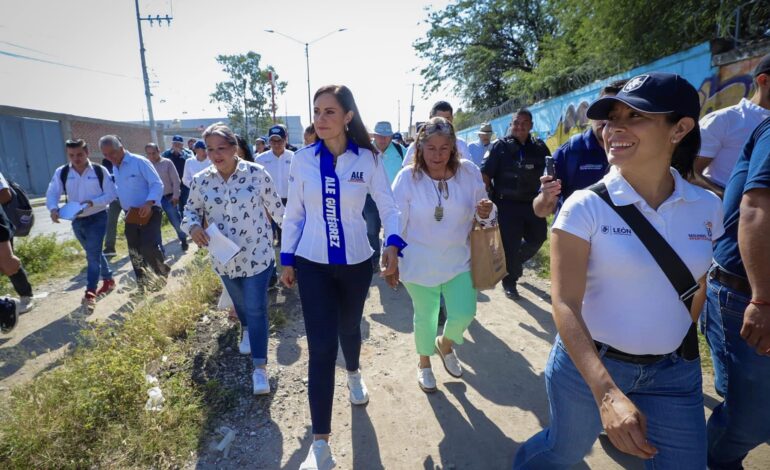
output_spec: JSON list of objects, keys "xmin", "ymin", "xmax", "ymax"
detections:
[{"xmin": 422, "ymin": 120, "xmax": 453, "ymax": 135}]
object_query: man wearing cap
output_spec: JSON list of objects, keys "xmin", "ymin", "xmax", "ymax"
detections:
[
  {"xmin": 704, "ymin": 114, "xmax": 770, "ymax": 467},
  {"xmin": 187, "ymin": 138, "xmax": 197, "ymax": 153},
  {"xmin": 146, "ymin": 142, "xmax": 188, "ymax": 251},
  {"xmin": 481, "ymin": 108, "xmax": 551, "ymax": 300},
  {"xmin": 255, "ymin": 125, "xmax": 294, "ymax": 208},
  {"xmin": 468, "ymin": 123, "xmax": 494, "ymax": 167},
  {"xmin": 533, "ymin": 79, "xmax": 628, "ymax": 220},
  {"xmin": 254, "ymin": 136, "xmax": 267, "ymax": 155},
  {"xmin": 161, "ymin": 135, "xmax": 192, "ymax": 217},
  {"xmin": 362, "ymin": 121, "xmax": 404, "ymax": 271},
  {"xmin": 182, "ymin": 140, "xmax": 211, "ymax": 189},
  {"xmin": 694, "ymin": 54, "xmax": 770, "ymax": 198},
  {"xmin": 402, "ymin": 101, "xmax": 473, "ymax": 167},
  {"xmin": 392, "ymin": 132, "xmax": 407, "ymax": 149}
]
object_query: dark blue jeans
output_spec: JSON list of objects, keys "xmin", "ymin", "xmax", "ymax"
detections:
[
  {"xmin": 221, "ymin": 263, "xmax": 274, "ymax": 367},
  {"xmin": 514, "ymin": 337, "xmax": 706, "ymax": 469},
  {"xmin": 295, "ymin": 256, "xmax": 373, "ymax": 435},
  {"xmin": 362, "ymin": 194, "xmax": 381, "ymax": 266},
  {"xmin": 160, "ymin": 194, "xmax": 187, "ymax": 243},
  {"xmin": 701, "ymin": 267, "xmax": 770, "ymax": 469},
  {"xmin": 178, "ymin": 185, "xmax": 189, "ymax": 217},
  {"xmin": 71, "ymin": 211, "xmax": 112, "ymax": 291}
]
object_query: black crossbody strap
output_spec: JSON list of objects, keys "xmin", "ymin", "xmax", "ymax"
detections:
[{"xmin": 589, "ymin": 182, "xmax": 700, "ymax": 358}]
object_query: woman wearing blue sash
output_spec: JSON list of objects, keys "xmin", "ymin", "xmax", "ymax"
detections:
[{"xmin": 281, "ymin": 85, "xmax": 405, "ymax": 470}]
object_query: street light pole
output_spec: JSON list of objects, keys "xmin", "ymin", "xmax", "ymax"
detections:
[{"xmin": 264, "ymin": 28, "xmax": 347, "ymax": 127}]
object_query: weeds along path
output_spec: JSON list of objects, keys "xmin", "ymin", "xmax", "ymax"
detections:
[{"xmin": 0, "ymin": 241, "xmax": 197, "ymax": 392}]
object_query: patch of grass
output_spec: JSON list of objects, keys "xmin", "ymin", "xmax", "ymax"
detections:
[
  {"xmin": 531, "ymin": 215, "xmax": 554, "ymax": 279},
  {"xmin": 0, "ymin": 234, "xmax": 84, "ymax": 293},
  {"xmin": 0, "ymin": 254, "xmax": 220, "ymax": 469},
  {"xmin": 698, "ymin": 332, "xmax": 713, "ymax": 374}
]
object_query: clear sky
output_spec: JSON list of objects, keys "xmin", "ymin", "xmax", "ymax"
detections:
[{"xmin": 0, "ymin": 0, "xmax": 461, "ymax": 134}]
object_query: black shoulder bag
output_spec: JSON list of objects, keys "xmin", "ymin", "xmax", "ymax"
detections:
[{"xmin": 589, "ymin": 182, "xmax": 700, "ymax": 360}]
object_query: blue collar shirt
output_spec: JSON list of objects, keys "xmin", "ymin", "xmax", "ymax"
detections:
[{"xmin": 112, "ymin": 152, "xmax": 164, "ymax": 210}]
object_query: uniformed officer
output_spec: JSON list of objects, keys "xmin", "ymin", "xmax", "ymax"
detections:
[
  {"xmin": 481, "ymin": 108, "xmax": 550, "ymax": 300},
  {"xmin": 532, "ymin": 79, "xmax": 628, "ymax": 220}
]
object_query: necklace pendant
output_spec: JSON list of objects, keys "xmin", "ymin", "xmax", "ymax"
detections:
[
  {"xmin": 434, "ymin": 205, "xmax": 444, "ymax": 222},
  {"xmin": 438, "ymin": 180, "xmax": 449, "ymax": 199}
]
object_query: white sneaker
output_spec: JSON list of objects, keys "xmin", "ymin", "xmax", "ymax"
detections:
[
  {"xmin": 239, "ymin": 331, "xmax": 251, "ymax": 355},
  {"xmin": 18, "ymin": 296, "xmax": 35, "ymax": 314},
  {"xmin": 299, "ymin": 439, "xmax": 337, "ymax": 470},
  {"xmin": 418, "ymin": 366, "xmax": 437, "ymax": 393},
  {"xmin": 252, "ymin": 368, "xmax": 270, "ymax": 395},
  {"xmin": 435, "ymin": 337, "xmax": 463, "ymax": 378},
  {"xmin": 347, "ymin": 370, "xmax": 369, "ymax": 405}
]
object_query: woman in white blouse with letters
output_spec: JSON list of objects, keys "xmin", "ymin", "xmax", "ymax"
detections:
[{"xmin": 391, "ymin": 116, "xmax": 494, "ymax": 393}]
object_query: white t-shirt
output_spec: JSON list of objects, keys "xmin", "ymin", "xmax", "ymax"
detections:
[
  {"xmin": 0, "ymin": 172, "xmax": 9, "ymax": 190},
  {"xmin": 182, "ymin": 157, "xmax": 212, "ymax": 188},
  {"xmin": 255, "ymin": 149, "xmax": 294, "ymax": 199},
  {"xmin": 392, "ymin": 160, "xmax": 496, "ymax": 286},
  {"xmin": 401, "ymin": 137, "xmax": 471, "ymax": 167},
  {"xmin": 699, "ymin": 98, "xmax": 770, "ymax": 187},
  {"xmin": 553, "ymin": 166, "xmax": 724, "ymax": 355},
  {"xmin": 280, "ymin": 141, "xmax": 402, "ymax": 266}
]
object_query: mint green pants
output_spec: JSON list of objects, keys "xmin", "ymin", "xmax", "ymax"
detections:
[{"xmin": 403, "ymin": 271, "xmax": 477, "ymax": 357}]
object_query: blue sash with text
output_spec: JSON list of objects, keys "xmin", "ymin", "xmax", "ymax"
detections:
[{"xmin": 319, "ymin": 143, "xmax": 347, "ymax": 264}]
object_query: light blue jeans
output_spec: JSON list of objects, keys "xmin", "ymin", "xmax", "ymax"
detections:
[
  {"xmin": 514, "ymin": 336, "xmax": 706, "ymax": 469},
  {"xmin": 160, "ymin": 194, "xmax": 187, "ymax": 243},
  {"xmin": 701, "ymin": 267, "xmax": 770, "ymax": 469},
  {"xmin": 220, "ymin": 262, "xmax": 274, "ymax": 367},
  {"xmin": 71, "ymin": 211, "xmax": 112, "ymax": 291}
]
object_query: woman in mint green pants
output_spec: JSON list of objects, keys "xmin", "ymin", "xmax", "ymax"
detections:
[{"xmin": 389, "ymin": 117, "xmax": 496, "ymax": 393}]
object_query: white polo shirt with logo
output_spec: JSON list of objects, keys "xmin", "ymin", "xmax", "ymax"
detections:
[
  {"xmin": 699, "ymin": 98, "xmax": 770, "ymax": 187},
  {"xmin": 255, "ymin": 149, "xmax": 294, "ymax": 199},
  {"xmin": 553, "ymin": 166, "xmax": 724, "ymax": 355}
]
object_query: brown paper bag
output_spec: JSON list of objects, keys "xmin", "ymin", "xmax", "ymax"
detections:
[
  {"xmin": 125, "ymin": 207, "xmax": 151, "ymax": 226},
  {"xmin": 470, "ymin": 221, "xmax": 508, "ymax": 290}
]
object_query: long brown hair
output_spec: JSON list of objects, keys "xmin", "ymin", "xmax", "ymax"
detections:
[
  {"xmin": 313, "ymin": 85, "xmax": 375, "ymax": 154},
  {"xmin": 412, "ymin": 116, "xmax": 460, "ymax": 178}
]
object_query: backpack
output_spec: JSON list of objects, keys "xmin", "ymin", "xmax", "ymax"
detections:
[
  {"xmin": 2, "ymin": 180, "xmax": 34, "ymax": 237},
  {"xmin": 59, "ymin": 164, "xmax": 106, "ymax": 202},
  {"xmin": 392, "ymin": 143, "xmax": 404, "ymax": 159}
]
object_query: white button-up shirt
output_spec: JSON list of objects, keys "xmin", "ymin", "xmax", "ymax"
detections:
[
  {"xmin": 45, "ymin": 163, "xmax": 117, "ymax": 217},
  {"xmin": 699, "ymin": 98, "xmax": 770, "ymax": 187},
  {"xmin": 281, "ymin": 140, "xmax": 403, "ymax": 266},
  {"xmin": 255, "ymin": 149, "xmax": 294, "ymax": 199},
  {"xmin": 392, "ymin": 160, "xmax": 496, "ymax": 286},
  {"xmin": 553, "ymin": 166, "xmax": 724, "ymax": 355},
  {"xmin": 181, "ymin": 159, "xmax": 284, "ymax": 278}
]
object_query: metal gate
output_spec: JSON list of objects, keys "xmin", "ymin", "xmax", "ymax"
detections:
[{"xmin": 0, "ymin": 115, "xmax": 66, "ymax": 196}]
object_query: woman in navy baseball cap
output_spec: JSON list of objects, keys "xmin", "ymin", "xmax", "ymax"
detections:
[{"xmin": 515, "ymin": 72, "xmax": 724, "ymax": 469}]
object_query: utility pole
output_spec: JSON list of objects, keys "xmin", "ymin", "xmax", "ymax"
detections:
[
  {"xmin": 243, "ymin": 78, "xmax": 249, "ymax": 139},
  {"xmin": 408, "ymin": 83, "xmax": 415, "ymax": 137},
  {"xmin": 134, "ymin": 0, "xmax": 172, "ymax": 144}
]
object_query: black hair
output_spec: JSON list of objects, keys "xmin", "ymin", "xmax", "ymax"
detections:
[
  {"xmin": 235, "ymin": 134, "xmax": 255, "ymax": 162},
  {"xmin": 144, "ymin": 142, "xmax": 159, "ymax": 151},
  {"xmin": 313, "ymin": 85, "xmax": 376, "ymax": 153},
  {"xmin": 666, "ymin": 113, "xmax": 699, "ymax": 180},
  {"xmin": 601, "ymin": 79, "xmax": 629, "ymax": 97},
  {"xmin": 429, "ymin": 101, "xmax": 453, "ymax": 117},
  {"xmin": 514, "ymin": 108, "xmax": 533, "ymax": 121},
  {"xmin": 65, "ymin": 138, "xmax": 88, "ymax": 152}
]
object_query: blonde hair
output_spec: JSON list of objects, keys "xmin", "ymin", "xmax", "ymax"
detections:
[
  {"xmin": 412, "ymin": 116, "xmax": 460, "ymax": 178},
  {"xmin": 202, "ymin": 122, "xmax": 237, "ymax": 147}
]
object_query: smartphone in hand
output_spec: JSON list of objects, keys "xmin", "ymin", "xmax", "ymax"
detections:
[{"xmin": 545, "ymin": 157, "xmax": 555, "ymax": 178}]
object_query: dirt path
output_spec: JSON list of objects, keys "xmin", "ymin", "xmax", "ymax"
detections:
[
  {"xmin": 191, "ymin": 271, "xmax": 770, "ymax": 469},
  {"xmin": 0, "ymin": 241, "xmax": 196, "ymax": 393}
]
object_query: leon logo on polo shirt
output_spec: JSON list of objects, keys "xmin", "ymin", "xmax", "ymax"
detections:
[
  {"xmin": 600, "ymin": 224, "xmax": 633, "ymax": 236},
  {"xmin": 689, "ymin": 221, "xmax": 713, "ymax": 241},
  {"xmin": 349, "ymin": 171, "xmax": 365, "ymax": 183}
]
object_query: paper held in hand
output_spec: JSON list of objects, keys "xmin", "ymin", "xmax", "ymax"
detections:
[
  {"xmin": 58, "ymin": 202, "xmax": 89, "ymax": 220},
  {"xmin": 204, "ymin": 224, "xmax": 240, "ymax": 264}
]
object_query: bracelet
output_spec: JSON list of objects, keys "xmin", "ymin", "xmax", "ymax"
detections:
[{"xmin": 750, "ymin": 299, "xmax": 770, "ymax": 306}]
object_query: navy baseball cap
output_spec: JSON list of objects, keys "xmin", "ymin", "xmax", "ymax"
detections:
[
  {"xmin": 268, "ymin": 125, "xmax": 287, "ymax": 140},
  {"xmin": 754, "ymin": 53, "xmax": 770, "ymax": 77},
  {"xmin": 193, "ymin": 140, "xmax": 206, "ymax": 150},
  {"xmin": 392, "ymin": 132, "xmax": 403, "ymax": 140},
  {"xmin": 586, "ymin": 72, "xmax": 701, "ymax": 121},
  {"xmin": 172, "ymin": 135, "xmax": 184, "ymax": 143}
]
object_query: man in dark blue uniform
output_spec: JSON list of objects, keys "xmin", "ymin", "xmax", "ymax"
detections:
[
  {"xmin": 481, "ymin": 109, "xmax": 551, "ymax": 300},
  {"xmin": 533, "ymin": 79, "xmax": 627, "ymax": 219},
  {"xmin": 161, "ymin": 135, "xmax": 191, "ymax": 216},
  {"xmin": 703, "ymin": 115, "xmax": 770, "ymax": 469}
]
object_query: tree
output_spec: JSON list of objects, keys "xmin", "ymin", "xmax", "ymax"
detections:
[
  {"xmin": 210, "ymin": 52, "xmax": 287, "ymax": 142},
  {"xmin": 414, "ymin": 0, "xmax": 554, "ymax": 111}
]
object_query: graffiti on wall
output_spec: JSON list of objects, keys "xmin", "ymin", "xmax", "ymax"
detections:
[
  {"xmin": 698, "ymin": 56, "xmax": 760, "ymax": 118},
  {"xmin": 545, "ymin": 100, "xmax": 591, "ymax": 151}
]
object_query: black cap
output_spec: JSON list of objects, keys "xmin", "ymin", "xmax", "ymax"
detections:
[
  {"xmin": 754, "ymin": 53, "xmax": 770, "ymax": 77},
  {"xmin": 586, "ymin": 72, "xmax": 701, "ymax": 121}
]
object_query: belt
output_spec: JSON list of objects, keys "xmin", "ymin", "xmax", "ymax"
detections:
[
  {"xmin": 709, "ymin": 266, "xmax": 751, "ymax": 296},
  {"xmin": 594, "ymin": 341, "xmax": 673, "ymax": 365},
  {"xmin": 163, "ymin": 193, "xmax": 173, "ymax": 198}
]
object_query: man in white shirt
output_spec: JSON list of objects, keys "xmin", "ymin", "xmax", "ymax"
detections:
[
  {"xmin": 47, "ymin": 139, "xmax": 118, "ymax": 306},
  {"xmin": 402, "ymin": 101, "xmax": 472, "ymax": 167},
  {"xmin": 182, "ymin": 140, "xmax": 211, "ymax": 189},
  {"xmin": 255, "ymin": 125, "xmax": 294, "ymax": 206},
  {"xmin": 468, "ymin": 122, "xmax": 494, "ymax": 167},
  {"xmin": 694, "ymin": 53, "xmax": 770, "ymax": 198}
]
